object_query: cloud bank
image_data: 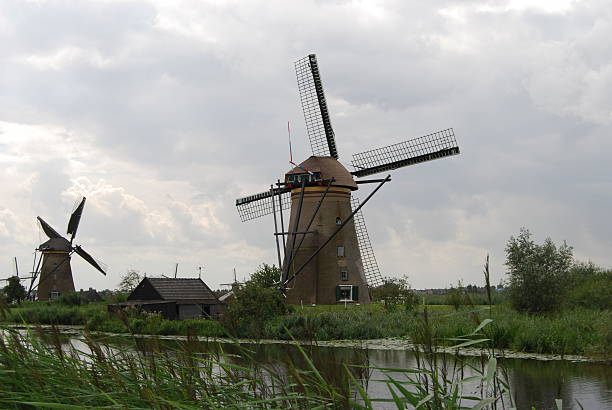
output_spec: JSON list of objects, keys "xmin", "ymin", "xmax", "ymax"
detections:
[{"xmin": 0, "ymin": 0, "xmax": 610, "ymax": 290}]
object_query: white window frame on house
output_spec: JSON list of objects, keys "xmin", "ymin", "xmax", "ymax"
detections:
[
  {"xmin": 337, "ymin": 246, "xmax": 345, "ymax": 257},
  {"xmin": 338, "ymin": 285, "xmax": 352, "ymax": 301},
  {"xmin": 341, "ymin": 270, "xmax": 348, "ymax": 281}
]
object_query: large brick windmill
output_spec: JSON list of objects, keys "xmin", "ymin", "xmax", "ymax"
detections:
[
  {"xmin": 236, "ymin": 54, "xmax": 460, "ymax": 305},
  {"xmin": 30, "ymin": 197, "xmax": 107, "ymax": 300}
]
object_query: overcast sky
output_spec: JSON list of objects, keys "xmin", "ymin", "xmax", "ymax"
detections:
[{"xmin": 1, "ymin": 0, "xmax": 610, "ymax": 291}]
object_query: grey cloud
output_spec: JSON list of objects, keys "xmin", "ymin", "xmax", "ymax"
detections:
[{"xmin": 1, "ymin": 0, "xmax": 611, "ymax": 289}]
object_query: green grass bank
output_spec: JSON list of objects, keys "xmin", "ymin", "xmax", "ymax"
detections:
[{"xmin": 3, "ymin": 301, "xmax": 610, "ymax": 357}]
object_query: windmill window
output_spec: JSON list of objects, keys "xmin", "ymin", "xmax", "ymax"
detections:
[
  {"xmin": 336, "ymin": 285, "xmax": 359, "ymax": 302},
  {"xmin": 337, "ymin": 246, "xmax": 345, "ymax": 257},
  {"xmin": 337, "ymin": 285, "xmax": 352, "ymax": 301},
  {"xmin": 50, "ymin": 291, "xmax": 60, "ymax": 299},
  {"xmin": 335, "ymin": 217, "xmax": 342, "ymax": 225},
  {"xmin": 341, "ymin": 270, "xmax": 348, "ymax": 281}
]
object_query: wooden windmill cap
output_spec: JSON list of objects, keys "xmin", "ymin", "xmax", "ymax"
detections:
[
  {"xmin": 39, "ymin": 237, "xmax": 72, "ymax": 252},
  {"xmin": 286, "ymin": 156, "xmax": 358, "ymax": 190}
]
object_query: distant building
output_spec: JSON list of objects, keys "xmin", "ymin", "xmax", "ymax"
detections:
[{"xmin": 109, "ymin": 277, "xmax": 223, "ymax": 320}]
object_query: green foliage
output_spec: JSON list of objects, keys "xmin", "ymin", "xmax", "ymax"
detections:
[
  {"xmin": 223, "ymin": 283, "xmax": 289, "ymax": 338},
  {"xmin": 0, "ymin": 323, "xmax": 517, "ymax": 409},
  {"xmin": 0, "ymin": 327, "xmax": 340, "ymax": 408},
  {"xmin": 248, "ymin": 263, "xmax": 281, "ymax": 288},
  {"xmin": 566, "ymin": 262, "xmax": 612, "ymax": 310},
  {"xmin": 57, "ymin": 291, "xmax": 82, "ymax": 306},
  {"xmin": 222, "ymin": 264, "xmax": 288, "ymax": 338},
  {"xmin": 5, "ymin": 304, "xmax": 89, "ymax": 325},
  {"xmin": 118, "ymin": 311, "xmax": 227, "ymax": 337},
  {"xmin": 264, "ymin": 306, "xmax": 611, "ymax": 356},
  {"xmin": 267, "ymin": 310, "xmax": 416, "ymax": 340},
  {"xmin": 444, "ymin": 281, "xmax": 473, "ymax": 311},
  {"xmin": 3, "ymin": 300, "xmax": 610, "ymax": 356},
  {"xmin": 3, "ymin": 277, "xmax": 26, "ymax": 304},
  {"xmin": 112, "ymin": 292, "xmax": 128, "ymax": 303},
  {"xmin": 422, "ymin": 292, "xmax": 506, "ymax": 306},
  {"xmin": 505, "ymin": 228, "xmax": 574, "ymax": 313},
  {"xmin": 371, "ymin": 276, "xmax": 419, "ymax": 311}
]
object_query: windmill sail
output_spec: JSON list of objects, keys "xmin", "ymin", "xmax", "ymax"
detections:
[
  {"xmin": 37, "ymin": 216, "xmax": 62, "ymax": 239},
  {"xmin": 74, "ymin": 245, "xmax": 107, "ymax": 275},
  {"xmin": 67, "ymin": 197, "xmax": 86, "ymax": 238},
  {"xmin": 351, "ymin": 129, "xmax": 459, "ymax": 178},
  {"xmin": 236, "ymin": 188, "xmax": 291, "ymax": 222},
  {"xmin": 350, "ymin": 196, "xmax": 384, "ymax": 288},
  {"xmin": 295, "ymin": 54, "xmax": 338, "ymax": 158}
]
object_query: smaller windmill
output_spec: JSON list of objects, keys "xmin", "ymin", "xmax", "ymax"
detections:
[
  {"xmin": 30, "ymin": 197, "xmax": 107, "ymax": 300},
  {"xmin": 0, "ymin": 257, "xmax": 33, "ymax": 284}
]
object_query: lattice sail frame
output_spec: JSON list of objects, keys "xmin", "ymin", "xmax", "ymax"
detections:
[
  {"xmin": 236, "ymin": 189, "xmax": 291, "ymax": 222},
  {"xmin": 294, "ymin": 55, "xmax": 338, "ymax": 158},
  {"xmin": 351, "ymin": 129, "xmax": 459, "ymax": 178},
  {"xmin": 350, "ymin": 196, "xmax": 384, "ymax": 288}
]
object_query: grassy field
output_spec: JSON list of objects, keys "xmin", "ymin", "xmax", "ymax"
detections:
[{"xmin": 3, "ymin": 300, "xmax": 610, "ymax": 357}]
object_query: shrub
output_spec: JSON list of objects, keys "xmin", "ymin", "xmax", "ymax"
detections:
[
  {"xmin": 57, "ymin": 292, "xmax": 82, "ymax": 306},
  {"xmin": 505, "ymin": 228, "xmax": 573, "ymax": 313},
  {"xmin": 444, "ymin": 281, "xmax": 473, "ymax": 311},
  {"xmin": 6, "ymin": 304, "xmax": 85, "ymax": 325},
  {"xmin": 371, "ymin": 276, "xmax": 419, "ymax": 312},
  {"xmin": 222, "ymin": 264, "xmax": 288, "ymax": 338},
  {"xmin": 566, "ymin": 262, "xmax": 612, "ymax": 310}
]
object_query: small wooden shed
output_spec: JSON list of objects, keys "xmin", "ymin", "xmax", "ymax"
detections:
[{"xmin": 123, "ymin": 277, "xmax": 222, "ymax": 320}]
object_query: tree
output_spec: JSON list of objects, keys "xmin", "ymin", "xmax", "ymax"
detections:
[
  {"xmin": 505, "ymin": 228, "xmax": 573, "ymax": 313},
  {"xmin": 445, "ymin": 281, "xmax": 468, "ymax": 311},
  {"xmin": 222, "ymin": 264, "xmax": 288, "ymax": 337},
  {"xmin": 3, "ymin": 276, "xmax": 26, "ymax": 304},
  {"xmin": 248, "ymin": 263, "xmax": 281, "ymax": 288},
  {"xmin": 118, "ymin": 269, "xmax": 142, "ymax": 293},
  {"xmin": 566, "ymin": 262, "xmax": 612, "ymax": 310},
  {"xmin": 371, "ymin": 276, "xmax": 419, "ymax": 311}
]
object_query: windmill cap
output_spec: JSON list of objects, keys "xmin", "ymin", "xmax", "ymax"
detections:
[
  {"xmin": 286, "ymin": 156, "xmax": 357, "ymax": 190},
  {"xmin": 39, "ymin": 237, "xmax": 71, "ymax": 252}
]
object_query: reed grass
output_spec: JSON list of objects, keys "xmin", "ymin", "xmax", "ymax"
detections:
[
  {"xmin": 266, "ymin": 306, "xmax": 611, "ymax": 356},
  {"xmin": 0, "ymin": 321, "xmax": 516, "ymax": 409}
]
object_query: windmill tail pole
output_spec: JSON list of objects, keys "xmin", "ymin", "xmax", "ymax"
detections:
[
  {"xmin": 271, "ymin": 184, "xmax": 283, "ymax": 278},
  {"xmin": 282, "ymin": 178, "xmax": 334, "ymax": 279},
  {"xmin": 283, "ymin": 174, "xmax": 391, "ymax": 287},
  {"xmin": 282, "ymin": 178, "xmax": 306, "ymax": 283},
  {"xmin": 277, "ymin": 179, "xmax": 287, "ymax": 253},
  {"xmin": 27, "ymin": 252, "xmax": 43, "ymax": 298}
]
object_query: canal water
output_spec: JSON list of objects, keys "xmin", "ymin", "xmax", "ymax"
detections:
[{"xmin": 24, "ymin": 330, "xmax": 612, "ymax": 409}]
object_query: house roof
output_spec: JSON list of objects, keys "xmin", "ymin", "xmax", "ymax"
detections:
[{"xmin": 145, "ymin": 278, "xmax": 218, "ymax": 302}]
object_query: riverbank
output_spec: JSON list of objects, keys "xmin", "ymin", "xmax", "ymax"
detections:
[
  {"xmin": 7, "ymin": 323, "xmax": 609, "ymax": 364},
  {"xmin": 4, "ymin": 302, "xmax": 610, "ymax": 359}
]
